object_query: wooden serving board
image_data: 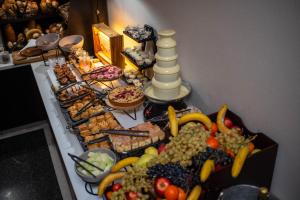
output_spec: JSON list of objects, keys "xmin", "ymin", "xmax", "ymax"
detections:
[{"xmin": 12, "ymin": 49, "xmax": 62, "ymax": 65}]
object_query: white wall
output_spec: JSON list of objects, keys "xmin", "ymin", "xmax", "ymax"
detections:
[{"xmin": 107, "ymin": 0, "xmax": 300, "ymax": 199}]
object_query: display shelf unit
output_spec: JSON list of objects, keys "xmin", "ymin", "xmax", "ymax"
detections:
[
  {"xmin": 0, "ymin": 0, "xmax": 69, "ymax": 51},
  {"xmin": 121, "ymin": 51, "xmax": 155, "ymax": 70},
  {"xmin": 122, "ymin": 24, "xmax": 157, "ymax": 71}
]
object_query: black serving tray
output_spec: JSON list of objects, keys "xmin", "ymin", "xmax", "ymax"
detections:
[
  {"xmin": 100, "ymin": 110, "xmax": 278, "ymax": 200},
  {"xmin": 60, "ymin": 98, "xmax": 106, "ymax": 128},
  {"xmin": 123, "ymin": 24, "xmax": 156, "ymax": 43}
]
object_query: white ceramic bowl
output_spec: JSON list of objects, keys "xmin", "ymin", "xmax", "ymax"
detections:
[
  {"xmin": 74, "ymin": 148, "xmax": 117, "ymax": 183},
  {"xmin": 59, "ymin": 35, "xmax": 84, "ymax": 52},
  {"xmin": 36, "ymin": 33, "xmax": 60, "ymax": 51}
]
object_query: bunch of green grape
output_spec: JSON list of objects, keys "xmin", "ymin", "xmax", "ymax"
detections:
[
  {"xmin": 216, "ymin": 128, "xmax": 251, "ymax": 154},
  {"xmin": 151, "ymin": 122, "xmax": 210, "ymax": 167},
  {"xmin": 112, "ymin": 166, "xmax": 153, "ymax": 200}
]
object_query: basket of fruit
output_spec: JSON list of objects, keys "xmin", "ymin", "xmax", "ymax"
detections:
[{"xmin": 97, "ymin": 104, "xmax": 278, "ymax": 200}]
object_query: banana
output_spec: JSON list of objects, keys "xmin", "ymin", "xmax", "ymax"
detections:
[
  {"xmin": 231, "ymin": 146, "xmax": 249, "ymax": 178},
  {"xmin": 98, "ymin": 172, "xmax": 125, "ymax": 197},
  {"xmin": 200, "ymin": 159, "xmax": 215, "ymax": 182},
  {"xmin": 111, "ymin": 157, "xmax": 139, "ymax": 173},
  {"xmin": 178, "ymin": 112, "xmax": 212, "ymax": 130},
  {"xmin": 217, "ymin": 104, "xmax": 232, "ymax": 134},
  {"xmin": 187, "ymin": 185, "xmax": 202, "ymax": 200},
  {"xmin": 168, "ymin": 106, "xmax": 178, "ymax": 137}
]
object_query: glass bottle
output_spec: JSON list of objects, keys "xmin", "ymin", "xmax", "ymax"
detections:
[{"xmin": 258, "ymin": 187, "xmax": 269, "ymax": 200}]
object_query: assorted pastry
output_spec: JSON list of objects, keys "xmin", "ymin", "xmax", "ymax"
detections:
[
  {"xmin": 124, "ymin": 69, "xmax": 149, "ymax": 87},
  {"xmin": 67, "ymin": 99, "xmax": 104, "ymax": 121},
  {"xmin": 40, "ymin": 0, "xmax": 59, "ymax": 14},
  {"xmin": 54, "ymin": 64, "xmax": 77, "ymax": 85},
  {"xmin": 109, "ymin": 122, "xmax": 165, "ymax": 153},
  {"xmin": 108, "ymin": 85, "xmax": 145, "ymax": 108},
  {"xmin": 124, "ymin": 25, "xmax": 152, "ymax": 41},
  {"xmin": 76, "ymin": 112, "xmax": 122, "ymax": 150},
  {"xmin": 82, "ymin": 65, "xmax": 122, "ymax": 81},
  {"xmin": 123, "ymin": 46, "xmax": 155, "ymax": 67},
  {"xmin": 45, "ymin": 23, "xmax": 64, "ymax": 36},
  {"xmin": 56, "ymin": 85, "xmax": 95, "ymax": 104},
  {"xmin": 77, "ymin": 112, "xmax": 122, "ymax": 137},
  {"xmin": 16, "ymin": 0, "xmax": 38, "ymax": 17}
]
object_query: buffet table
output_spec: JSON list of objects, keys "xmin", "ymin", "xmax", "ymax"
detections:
[{"xmin": 31, "ymin": 61, "xmax": 99, "ymax": 200}]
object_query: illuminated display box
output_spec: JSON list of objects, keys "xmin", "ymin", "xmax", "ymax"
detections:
[{"xmin": 92, "ymin": 23, "xmax": 124, "ymax": 68}]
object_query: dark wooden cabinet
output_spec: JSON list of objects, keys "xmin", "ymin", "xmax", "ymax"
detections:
[{"xmin": 0, "ymin": 66, "xmax": 47, "ymax": 130}]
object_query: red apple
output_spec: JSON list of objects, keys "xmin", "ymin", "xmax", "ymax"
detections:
[
  {"xmin": 158, "ymin": 144, "xmax": 166, "ymax": 154},
  {"xmin": 224, "ymin": 118, "xmax": 233, "ymax": 128},
  {"xmin": 112, "ymin": 183, "xmax": 123, "ymax": 192},
  {"xmin": 155, "ymin": 177, "xmax": 171, "ymax": 197}
]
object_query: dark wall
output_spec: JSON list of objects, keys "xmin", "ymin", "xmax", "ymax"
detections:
[{"xmin": 67, "ymin": 0, "xmax": 108, "ymax": 53}]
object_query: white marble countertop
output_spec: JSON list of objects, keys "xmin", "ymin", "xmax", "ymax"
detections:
[{"xmin": 31, "ymin": 62, "xmax": 99, "ymax": 200}]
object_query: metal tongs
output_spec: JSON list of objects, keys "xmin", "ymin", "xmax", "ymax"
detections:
[
  {"xmin": 68, "ymin": 153, "xmax": 103, "ymax": 178},
  {"xmin": 56, "ymin": 80, "xmax": 85, "ymax": 94},
  {"xmin": 73, "ymin": 98, "xmax": 99, "ymax": 117},
  {"xmin": 146, "ymin": 108, "xmax": 191, "ymax": 123},
  {"xmin": 84, "ymin": 130, "xmax": 150, "ymax": 145}
]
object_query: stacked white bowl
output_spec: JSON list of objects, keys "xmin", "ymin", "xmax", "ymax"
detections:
[{"xmin": 151, "ymin": 30, "xmax": 182, "ymax": 100}]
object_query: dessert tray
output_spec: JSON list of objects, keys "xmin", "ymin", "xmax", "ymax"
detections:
[
  {"xmin": 143, "ymin": 80, "xmax": 192, "ymax": 104},
  {"xmin": 82, "ymin": 65, "xmax": 123, "ymax": 82}
]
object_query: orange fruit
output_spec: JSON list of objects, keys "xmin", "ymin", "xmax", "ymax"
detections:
[
  {"xmin": 178, "ymin": 187, "xmax": 187, "ymax": 200},
  {"xmin": 165, "ymin": 185, "xmax": 179, "ymax": 200}
]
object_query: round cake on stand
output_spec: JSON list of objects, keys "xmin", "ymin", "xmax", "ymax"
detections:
[{"xmin": 144, "ymin": 29, "xmax": 191, "ymax": 103}]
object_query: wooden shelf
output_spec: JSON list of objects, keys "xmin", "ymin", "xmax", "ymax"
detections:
[
  {"xmin": 0, "ymin": 13, "xmax": 62, "ymax": 25},
  {"xmin": 121, "ymin": 51, "xmax": 155, "ymax": 70}
]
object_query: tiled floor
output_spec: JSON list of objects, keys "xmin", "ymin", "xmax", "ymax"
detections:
[{"xmin": 0, "ymin": 130, "xmax": 63, "ymax": 200}]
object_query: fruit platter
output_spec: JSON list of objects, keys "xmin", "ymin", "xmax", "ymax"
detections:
[{"xmin": 94, "ymin": 105, "xmax": 277, "ymax": 200}]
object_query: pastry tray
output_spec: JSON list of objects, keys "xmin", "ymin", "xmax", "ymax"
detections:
[
  {"xmin": 54, "ymin": 81, "xmax": 93, "ymax": 107},
  {"xmin": 60, "ymin": 98, "xmax": 106, "ymax": 128},
  {"xmin": 72, "ymin": 115, "xmax": 169, "ymax": 159}
]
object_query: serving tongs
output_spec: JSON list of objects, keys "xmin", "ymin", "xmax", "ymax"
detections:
[
  {"xmin": 60, "ymin": 92, "xmax": 90, "ymax": 106},
  {"xmin": 68, "ymin": 153, "xmax": 103, "ymax": 178},
  {"xmin": 55, "ymin": 80, "xmax": 86, "ymax": 94},
  {"xmin": 84, "ymin": 130, "xmax": 150, "ymax": 145},
  {"xmin": 81, "ymin": 84, "xmax": 107, "ymax": 97},
  {"xmin": 146, "ymin": 108, "xmax": 191, "ymax": 123},
  {"xmin": 73, "ymin": 98, "xmax": 99, "ymax": 118}
]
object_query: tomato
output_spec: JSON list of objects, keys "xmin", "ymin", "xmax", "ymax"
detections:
[
  {"xmin": 226, "ymin": 149, "xmax": 235, "ymax": 158},
  {"xmin": 165, "ymin": 185, "xmax": 179, "ymax": 200},
  {"xmin": 178, "ymin": 187, "xmax": 187, "ymax": 200},
  {"xmin": 206, "ymin": 136, "xmax": 219, "ymax": 149},
  {"xmin": 224, "ymin": 118, "xmax": 233, "ymax": 128},
  {"xmin": 126, "ymin": 191, "xmax": 138, "ymax": 200},
  {"xmin": 106, "ymin": 191, "xmax": 113, "ymax": 200},
  {"xmin": 210, "ymin": 122, "xmax": 218, "ymax": 136},
  {"xmin": 112, "ymin": 183, "xmax": 123, "ymax": 192},
  {"xmin": 248, "ymin": 142, "xmax": 255, "ymax": 153}
]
